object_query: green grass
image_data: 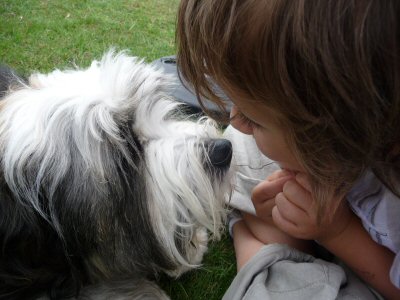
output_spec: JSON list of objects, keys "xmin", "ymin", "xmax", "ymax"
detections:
[
  {"xmin": 0, "ymin": 1, "xmax": 237, "ymax": 299},
  {"xmin": 1, "ymin": 0, "xmax": 178, "ymax": 72},
  {"xmin": 160, "ymin": 235, "xmax": 236, "ymax": 299}
]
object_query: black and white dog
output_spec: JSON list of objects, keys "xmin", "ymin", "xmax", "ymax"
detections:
[{"xmin": 0, "ymin": 52, "xmax": 232, "ymax": 299}]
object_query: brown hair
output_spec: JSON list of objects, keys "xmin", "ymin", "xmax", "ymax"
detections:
[{"xmin": 176, "ymin": 0, "xmax": 400, "ymax": 217}]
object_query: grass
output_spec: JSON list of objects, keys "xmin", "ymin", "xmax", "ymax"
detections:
[
  {"xmin": 160, "ymin": 236, "xmax": 236, "ymax": 299},
  {"xmin": 1, "ymin": 0, "xmax": 179, "ymax": 72},
  {"xmin": 0, "ymin": 1, "xmax": 237, "ymax": 299}
]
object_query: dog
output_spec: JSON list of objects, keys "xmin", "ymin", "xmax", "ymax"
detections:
[{"xmin": 0, "ymin": 52, "xmax": 233, "ymax": 299}]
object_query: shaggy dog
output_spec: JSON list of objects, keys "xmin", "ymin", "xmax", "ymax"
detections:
[{"xmin": 0, "ymin": 52, "xmax": 232, "ymax": 299}]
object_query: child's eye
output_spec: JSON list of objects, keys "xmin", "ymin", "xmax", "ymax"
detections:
[{"xmin": 231, "ymin": 111, "xmax": 261, "ymax": 129}]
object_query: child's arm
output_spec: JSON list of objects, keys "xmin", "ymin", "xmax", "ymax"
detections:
[
  {"xmin": 232, "ymin": 212, "xmax": 314, "ymax": 271},
  {"xmin": 320, "ymin": 213, "xmax": 399, "ymax": 300},
  {"xmin": 252, "ymin": 172, "xmax": 400, "ymax": 299},
  {"xmin": 233, "ymin": 171, "xmax": 314, "ymax": 270},
  {"xmin": 231, "ymin": 219, "xmax": 264, "ymax": 271}
]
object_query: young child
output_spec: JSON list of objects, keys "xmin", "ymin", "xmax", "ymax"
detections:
[{"xmin": 176, "ymin": 0, "xmax": 400, "ymax": 299}]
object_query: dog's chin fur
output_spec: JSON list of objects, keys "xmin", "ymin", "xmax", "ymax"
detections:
[{"xmin": 0, "ymin": 52, "xmax": 233, "ymax": 299}]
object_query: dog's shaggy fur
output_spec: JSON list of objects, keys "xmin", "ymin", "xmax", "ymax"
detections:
[{"xmin": 0, "ymin": 52, "xmax": 232, "ymax": 299}]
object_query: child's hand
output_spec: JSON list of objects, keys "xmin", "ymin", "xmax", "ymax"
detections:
[
  {"xmin": 251, "ymin": 169, "xmax": 295, "ymax": 223},
  {"xmin": 253, "ymin": 172, "xmax": 352, "ymax": 242}
]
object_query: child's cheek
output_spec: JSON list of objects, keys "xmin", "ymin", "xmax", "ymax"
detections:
[{"xmin": 252, "ymin": 130, "xmax": 279, "ymax": 161}]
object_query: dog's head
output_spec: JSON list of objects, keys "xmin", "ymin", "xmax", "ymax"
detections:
[{"xmin": 0, "ymin": 52, "xmax": 232, "ymax": 299}]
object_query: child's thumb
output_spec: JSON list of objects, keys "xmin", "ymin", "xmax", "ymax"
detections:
[{"xmin": 252, "ymin": 175, "xmax": 293, "ymax": 204}]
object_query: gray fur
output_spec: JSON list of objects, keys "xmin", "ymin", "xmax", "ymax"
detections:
[{"xmin": 0, "ymin": 52, "xmax": 232, "ymax": 299}]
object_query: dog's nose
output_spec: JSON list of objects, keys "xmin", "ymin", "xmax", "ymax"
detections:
[{"xmin": 208, "ymin": 139, "xmax": 232, "ymax": 168}]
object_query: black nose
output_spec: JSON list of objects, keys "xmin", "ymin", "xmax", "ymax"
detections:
[{"xmin": 208, "ymin": 139, "xmax": 232, "ymax": 168}]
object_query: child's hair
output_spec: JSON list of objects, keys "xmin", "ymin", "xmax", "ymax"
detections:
[{"xmin": 176, "ymin": 0, "xmax": 400, "ymax": 217}]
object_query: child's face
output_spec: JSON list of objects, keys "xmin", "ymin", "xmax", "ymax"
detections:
[{"xmin": 230, "ymin": 102, "xmax": 304, "ymax": 173}]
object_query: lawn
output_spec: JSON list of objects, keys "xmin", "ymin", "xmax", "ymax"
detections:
[
  {"xmin": 1, "ymin": 0, "xmax": 179, "ymax": 71},
  {"xmin": 0, "ymin": 0, "xmax": 236, "ymax": 299}
]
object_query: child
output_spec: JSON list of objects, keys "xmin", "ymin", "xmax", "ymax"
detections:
[{"xmin": 176, "ymin": 0, "xmax": 400, "ymax": 299}]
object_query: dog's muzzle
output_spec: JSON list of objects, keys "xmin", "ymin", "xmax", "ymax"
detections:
[{"xmin": 207, "ymin": 139, "xmax": 232, "ymax": 168}]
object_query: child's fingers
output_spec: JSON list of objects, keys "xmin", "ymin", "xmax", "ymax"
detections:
[
  {"xmin": 252, "ymin": 175, "xmax": 293, "ymax": 204},
  {"xmin": 272, "ymin": 205, "xmax": 298, "ymax": 235},
  {"xmin": 266, "ymin": 169, "xmax": 294, "ymax": 181},
  {"xmin": 282, "ymin": 179, "xmax": 314, "ymax": 212},
  {"xmin": 254, "ymin": 196, "xmax": 276, "ymax": 218},
  {"xmin": 295, "ymin": 172, "xmax": 312, "ymax": 192},
  {"xmin": 275, "ymin": 191, "xmax": 308, "ymax": 223}
]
